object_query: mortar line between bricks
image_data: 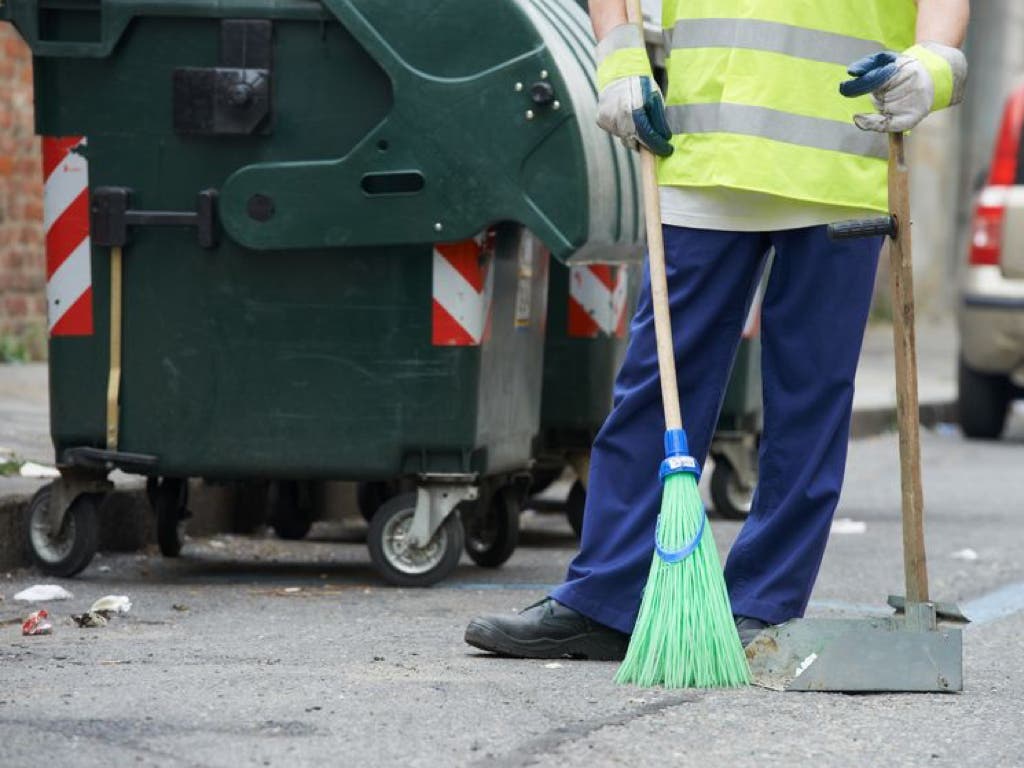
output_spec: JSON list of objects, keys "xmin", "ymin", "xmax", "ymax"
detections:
[{"xmin": 469, "ymin": 694, "xmax": 696, "ymax": 768}]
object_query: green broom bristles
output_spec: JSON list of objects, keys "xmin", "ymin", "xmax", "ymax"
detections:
[{"xmin": 615, "ymin": 469, "xmax": 750, "ymax": 689}]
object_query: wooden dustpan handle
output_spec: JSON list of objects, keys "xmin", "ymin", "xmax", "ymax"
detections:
[{"xmin": 887, "ymin": 133, "xmax": 929, "ymax": 604}]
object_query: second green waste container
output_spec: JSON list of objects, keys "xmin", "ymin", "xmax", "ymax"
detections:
[
  {"xmin": 5, "ymin": 0, "xmax": 644, "ymax": 585},
  {"xmin": 533, "ymin": 259, "xmax": 639, "ymax": 536}
]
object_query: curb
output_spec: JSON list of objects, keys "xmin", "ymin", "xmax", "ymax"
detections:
[
  {"xmin": 850, "ymin": 400, "xmax": 958, "ymax": 439},
  {"xmin": 0, "ymin": 404, "xmax": 956, "ymax": 572},
  {"xmin": 0, "ymin": 486, "xmax": 153, "ymax": 572},
  {"xmin": 0, "ymin": 480, "xmax": 251, "ymax": 572}
]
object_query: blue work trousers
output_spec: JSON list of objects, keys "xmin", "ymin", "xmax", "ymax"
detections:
[{"xmin": 550, "ymin": 225, "xmax": 881, "ymax": 633}]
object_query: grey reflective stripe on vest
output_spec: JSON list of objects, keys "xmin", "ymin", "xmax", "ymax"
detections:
[
  {"xmin": 596, "ymin": 22, "xmax": 645, "ymax": 65},
  {"xmin": 666, "ymin": 18, "xmax": 882, "ymax": 68},
  {"xmin": 665, "ymin": 103, "xmax": 889, "ymax": 159}
]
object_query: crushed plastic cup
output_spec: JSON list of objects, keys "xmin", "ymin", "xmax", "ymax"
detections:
[
  {"xmin": 22, "ymin": 609, "xmax": 53, "ymax": 636},
  {"xmin": 89, "ymin": 595, "xmax": 131, "ymax": 615},
  {"xmin": 14, "ymin": 584, "xmax": 73, "ymax": 602}
]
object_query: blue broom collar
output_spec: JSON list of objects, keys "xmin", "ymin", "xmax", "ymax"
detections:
[{"xmin": 659, "ymin": 428, "xmax": 701, "ymax": 482}]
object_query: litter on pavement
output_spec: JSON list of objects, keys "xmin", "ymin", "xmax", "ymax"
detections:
[
  {"xmin": 22, "ymin": 609, "xmax": 52, "ymax": 636},
  {"xmin": 18, "ymin": 461, "xmax": 60, "ymax": 478},
  {"xmin": 830, "ymin": 518, "xmax": 867, "ymax": 535},
  {"xmin": 72, "ymin": 612, "xmax": 108, "ymax": 628},
  {"xmin": 14, "ymin": 585, "xmax": 73, "ymax": 602},
  {"xmin": 89, "ymin": 595, "xmax": 131, "ymax": 615},
  {"xmin": 951, "ymin": 548, "xmax": 980, "ymax": 561}
]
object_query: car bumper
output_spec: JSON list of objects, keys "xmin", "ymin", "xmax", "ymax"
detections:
[{"xmin": 960, "ymin": 265, "xmax": 1024, "ymax": 379}]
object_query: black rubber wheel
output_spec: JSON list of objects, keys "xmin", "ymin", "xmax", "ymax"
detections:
[
  {"xmin": 958, "ymin": 356, "xmax": 1011, "ymax": 440},
  {"xmin": 710, "ymin": 460, "xmax": 753, "ymax": 520},
  {"xmin": 367, "ymin": 492, "xmax": 464, "ymax": 587},
  {"xmin": 565, "ymin": 480, "xmax": 586, "ymax": 539},
  {"xmin": 465, "ymin": 486, "xmax": 520, "ymax": 568},
  {"xmin": 268, "ymin": 480, "xmax": 314, "ymax": 540},
  {"xmin": 24, "ymin": 483, "xmax": 100, "ymax": 577},
  {"xmin": 154, "ymin": 478, "xmax": 189, "ymax": 558},
  {"xmin": 357, "ymin": 481, "xmax": 396, "ymax": 523}
]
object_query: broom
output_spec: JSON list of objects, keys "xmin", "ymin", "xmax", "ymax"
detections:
[{"xmin": 613, "ymin": 0, "xmax": 750, "ymax": 689}]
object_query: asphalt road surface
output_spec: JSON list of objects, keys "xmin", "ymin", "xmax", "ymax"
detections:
[{"xmin": 2, "ymin": 421, "xmax": 1024, "ymax": 767}]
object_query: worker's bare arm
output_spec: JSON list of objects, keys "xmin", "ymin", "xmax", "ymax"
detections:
[
  {"xmin": 915, "ymin": 0, "xmax": 969, "ymax": 47},
  {"xmin": 588, "ymin": 0, "xmax": 628, "ymax": 40}
]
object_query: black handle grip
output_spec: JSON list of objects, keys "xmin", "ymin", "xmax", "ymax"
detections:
[{"xmin": 827, "ymin": 216, "xmax": 897, "ymax": 241}]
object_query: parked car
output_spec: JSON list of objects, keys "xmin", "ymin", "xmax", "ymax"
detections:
[{"xmin": 959, "ymin": 83, "xmax": 1024, "ymax": 439}]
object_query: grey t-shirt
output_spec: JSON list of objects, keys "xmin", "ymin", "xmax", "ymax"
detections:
[{"xmin": 660, "ymin": 186, "xmax": 877, "ymax": 232}]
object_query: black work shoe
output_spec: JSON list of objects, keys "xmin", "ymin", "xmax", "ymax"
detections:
[
  {"xmin": 734, "ymin": 615, "xmax": 771, "ymax": 647},
  {"xmin": 465, "ymin": 598, "xmax": 630, "ymax": 660}
]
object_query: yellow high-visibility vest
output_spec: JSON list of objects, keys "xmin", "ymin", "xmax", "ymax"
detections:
[{"xmin": 658, "ymin": 1, "xmax": 917, "ymax": 212}]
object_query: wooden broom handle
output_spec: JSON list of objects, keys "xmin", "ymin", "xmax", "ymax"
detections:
[
  {"xmin": 626, "ymin": 0, "xmax": 683, "ymax": 431},
  {"xmin": 887, "ymin": 132, "xmax": 929, "ymax": 603}
]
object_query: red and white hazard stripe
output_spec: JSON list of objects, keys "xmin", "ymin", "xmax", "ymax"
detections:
[
  {"xmin": 42, "ymin": 136, "xmax": 93, "ymax": 337},
  {"xmin": 568, "ymin": 264, "xmax": 629, "ymax": 338},
  {"xmin": 432, "ymin": 235, "xmax": 494, "ymax": 346}
]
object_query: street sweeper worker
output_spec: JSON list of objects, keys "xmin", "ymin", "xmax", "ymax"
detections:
[{"xmin": 464, "ymin": 0, "xmax": 969, "ymax": 660}]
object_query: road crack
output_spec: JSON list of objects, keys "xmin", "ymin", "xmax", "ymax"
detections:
[{"xmin": 472, "ymin": 694, "xmax": 696, "ymax": 768}]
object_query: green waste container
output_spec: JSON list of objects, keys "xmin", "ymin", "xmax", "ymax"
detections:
[
  {"xmin": 533, "ymin": 259, "xmax": 639, "ymax": 536},
  {"xmin": 5, "ymin": 0, "xmax": 643, "ymax": 585}
]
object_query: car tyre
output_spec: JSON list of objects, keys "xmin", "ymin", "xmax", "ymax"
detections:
[{"xmin": 958, "ymin": 357, "xmax": 1011, "ymax": 440}]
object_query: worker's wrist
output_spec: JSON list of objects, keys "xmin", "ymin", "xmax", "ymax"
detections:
[
  {"xmin": 906, "ymin": 42, "xmax": 967, "ymax": 111},
  {"xmin": 595, "ymin": 23, "xmax": 652, "ymax": 90}
]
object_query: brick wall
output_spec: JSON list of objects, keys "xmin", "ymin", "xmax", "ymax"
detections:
[{"xmin": 0, "ymin": 26, "xmax": 46, "ymax": 359}]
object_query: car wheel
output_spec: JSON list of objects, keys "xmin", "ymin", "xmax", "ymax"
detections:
[{"xmin": 958, "ymin": 356, "xmax": 1011, "ymax": 440}]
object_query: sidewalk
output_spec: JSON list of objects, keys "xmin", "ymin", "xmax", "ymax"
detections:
[
  {"xmin": 0, "ymin": 320, "xmax": 958, "ymax": 568},
  {"xmin": 851, "ymin": 315, "xmax": 958, "ymax": 435},
  {"xmin": 0, "ymin": 317, "xmax": 958, "ymax": 480}
]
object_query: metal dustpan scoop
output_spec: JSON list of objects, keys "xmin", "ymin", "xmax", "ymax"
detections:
[
  {"xmin": 746, "ymin": 612, "xmax": 964, "ymax": 693},
  {"xmin": 746, "ymin": 130, "xmax": 965, "ymax": 693}
]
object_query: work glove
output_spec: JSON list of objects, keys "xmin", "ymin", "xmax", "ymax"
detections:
[
  {"xmin": 840, "ymin": 42, "xmax": 967, "ymax": 133},
  {"xmin": 595, "ymin": 23, "xmax": 673, "ymax": 156}
]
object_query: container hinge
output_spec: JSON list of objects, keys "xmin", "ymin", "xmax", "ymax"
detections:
[
  {"xmin": 91, "ymin": 187, "xmax": 219, "ymax": 249},
  {"xmin": 173, "ymin": 19, "xmax": 273, "ymax": 136}
]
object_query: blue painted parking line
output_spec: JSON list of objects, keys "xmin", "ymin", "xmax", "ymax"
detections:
[
  {"xmin": 962, "ymin": 581, "xmax": 1024, "ymax": 627},
  {"xmin": 445, "ymin": 583, "xmax": 559, "ymax": 591}
]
